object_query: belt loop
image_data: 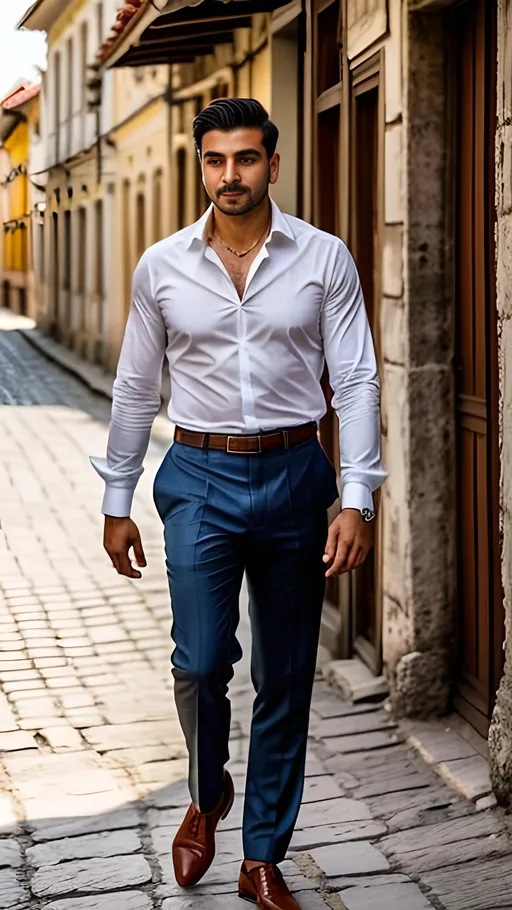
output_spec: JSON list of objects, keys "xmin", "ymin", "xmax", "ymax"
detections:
[
  {"xmin": 283, "ymin": 430, "xmax": 289, "ymax": 450},
  {"xmin": 202, "ymin": 433, "xmax": 209, "ymax": 450}
]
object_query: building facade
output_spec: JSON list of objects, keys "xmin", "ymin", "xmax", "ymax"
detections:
[
  {"xmin": 95, "ymin": 0, "xmax": 512, "ymax": 802},
  {"xmin": 0, "ymin": 82, "xmax": 44, "ymax": 319},
  {"xmin": 18, "ymin": 0, "xmax": 512, "ymax": 802}
]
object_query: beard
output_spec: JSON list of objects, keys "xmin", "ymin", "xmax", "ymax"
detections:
[{"xmin": 207, "ymin": 177, "xmax": 270, "ymax": 216}]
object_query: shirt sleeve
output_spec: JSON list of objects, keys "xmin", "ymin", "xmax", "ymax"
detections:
[
  {"xmin": 321, "ymin": 241, "xmax": 387, "ymax": 513},
  {"xmin": 90, "ymin": 252, "xmax": 167, "ymax": 517}
]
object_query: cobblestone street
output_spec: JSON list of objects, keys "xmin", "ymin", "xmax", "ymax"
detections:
[{"xmin": 1, "ymin": 318, "xmax": 512, "ymax": 910}]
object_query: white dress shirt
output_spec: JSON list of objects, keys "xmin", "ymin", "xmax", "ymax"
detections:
[{"xmin": 91, "ymin": 200, "xmax": 386, "ymax": 518}]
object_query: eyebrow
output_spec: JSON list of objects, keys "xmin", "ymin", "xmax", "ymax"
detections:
[{"xmin": 203, "ymin": 148, "xmax": 262, "ymax": 159}]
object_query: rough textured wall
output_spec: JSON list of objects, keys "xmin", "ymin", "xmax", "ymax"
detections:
[
  {"xmin": 489, "ymin": 0, "xmax": 512, "ymax": 807},
  {"xmin": 384, "ymin": 11, "xmax": 455, "ymax": 717}
]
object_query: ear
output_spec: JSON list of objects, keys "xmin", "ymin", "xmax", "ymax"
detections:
[{"xmin": 269, "ymin": 152, "xmax": 280, "ymax": 186}]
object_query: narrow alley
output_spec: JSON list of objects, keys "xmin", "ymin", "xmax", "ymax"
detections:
[{"xmin": 0, "ymin": 317, "xmax": 511, "ymax": 909}]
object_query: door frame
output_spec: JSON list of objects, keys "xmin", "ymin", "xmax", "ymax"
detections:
[
  {"xmin": 347, "ymin": 50, "xmax": 385, "ymax": 675},
  {"xmin": 449, "ymin": 0, "xmax": 503, "ymax": 735}
]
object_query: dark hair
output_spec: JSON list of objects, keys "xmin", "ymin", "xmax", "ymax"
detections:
[{"xmin": 193, "ymin": 98, "xmax": 279, "ymax": 159}]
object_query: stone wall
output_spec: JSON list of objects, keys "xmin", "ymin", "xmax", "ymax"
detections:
[
  {"xmin": 489, "ymin": 0, "xmax": 512, "ymax": 806},
  {"xmin": 383, "ymin": 10, "xmax": 455, "ymax": 717}
]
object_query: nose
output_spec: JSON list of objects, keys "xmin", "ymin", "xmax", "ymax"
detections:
[{"xmin": 222, "ymin": 159, "xmax": 240, "ymax": 185}]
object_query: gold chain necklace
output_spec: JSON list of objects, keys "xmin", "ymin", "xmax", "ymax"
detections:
[{"xmin": 209, "ymin": 220, "xmax": 270, "ymax": 259}]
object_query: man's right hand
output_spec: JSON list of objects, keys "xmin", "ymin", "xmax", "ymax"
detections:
[{"xmin": 103, "ymin": 516, "xmax": 147, "ymax": 579}]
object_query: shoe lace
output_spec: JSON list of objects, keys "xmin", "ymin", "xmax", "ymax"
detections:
[{"xmin": 254, "ymin": 864, "xmax": 283, "ymax": 898}]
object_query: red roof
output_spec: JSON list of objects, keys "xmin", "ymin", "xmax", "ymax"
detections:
[
  {"xmin": 1, "ymin": 83, "xmax": 41, "ymax": 112},
  {"xmin": 97, "ymin": 0, "xmax": 147, "ymax": 63}
]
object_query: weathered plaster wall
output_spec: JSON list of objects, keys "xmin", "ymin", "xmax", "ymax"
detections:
[{"xmin": 489, "ymin": 0, "xmax": 512, "ymax": 806}]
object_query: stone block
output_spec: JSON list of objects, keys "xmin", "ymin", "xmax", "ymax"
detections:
[
  {"xmin": 30, "ymin": 854, "xmax": 152, "ymax": 897},
  {"xmin": 314, "ymin": 712, "xmax": 395, "ymax": 740},
  {"xmin": 301, "ymin": 776, "xmax": 344, "ymax": 803},
  {"xmin": 380, "ymin": 296, "xmax": 405, "ymax": 367},
  {"xmin": 309, "ymin": 842, "xmax": 389, "ymax": 878},
  {"xmin": 31, "ymin": 808, "xmax": 140, "ymax": 842},
  {"xmin": 290, "ymin": 821, "xmax": 387, "ymax": 852},
  {"xmin": 27, "ymin": 829, "xmax": 142, "ymax": 867},
  {"xmin": 0, "ymin": 841, "xmax": 22, "ymax": 868},
  {"xmin": 438, "ymin": 755, "xmax": 492, "ymax": 801},
  {"xmin": 384, "ymin": 124, "xmax": 404, "ymax": 224},
  {"xmin": 82, "ymin": 721, "xmax": 184, "ymax": 751},
  {"xmin": 40, "ymin": 725, "xmax": 84, "ymax": 752},
  {"xmin": 0, "ymin": 868, "xmax": 28, "ymax": 908},
  {"xmin": 297, "ymin": 797, "xmax": 372, "ymax": 829},
  {"xmin": 0, "ymin": 731, "xmax": 37, "ymax": 751},
  {"xmin": 41, "ymin": 892, "xmax": 151, "ymax": 910},
  {"xmin": 323, "ymin": 659, "xmax": 388, "ymax": 702},
  {"xmin": 406, "ymin": 725, "xmax": 478, "ymax": 764},
  {"xmin": 323, "ymin": 730, "xmax": 402, "ymax": 754},
  {"xmin": 340, "ymin": 882, "xmax": 433, "ymax": 909}
]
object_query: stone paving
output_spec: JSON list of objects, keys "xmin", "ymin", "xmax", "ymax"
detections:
[{"xmin": 1, "ymin": 322, "xmax": 512, "ymax": 910}]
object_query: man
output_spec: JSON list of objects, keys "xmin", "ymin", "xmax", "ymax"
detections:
[{"xmin": 91, "ymin": 98, "xmax": 386, "ymax": 909}]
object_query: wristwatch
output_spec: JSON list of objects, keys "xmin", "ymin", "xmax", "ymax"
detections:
[{"xmin": 361, "ymin": 508, "xmax": 376, "ymax": 523}]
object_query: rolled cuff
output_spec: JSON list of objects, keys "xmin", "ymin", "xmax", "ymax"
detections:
[
  {"xmin": 90, "ymin": 455, "xmax": 142, "ymax": 518},
  {"xmin": 341, "ymin": 481, "xmax": 374, "ymax": 514}
]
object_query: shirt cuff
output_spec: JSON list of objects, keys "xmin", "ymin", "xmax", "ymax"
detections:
[
  {"xmin": 341, "ymin": 481, "xmax": 374, "ymax": 513},
  {"xmin": 90, "ymin": 456, "xmax": 141, "ymax": 518}
]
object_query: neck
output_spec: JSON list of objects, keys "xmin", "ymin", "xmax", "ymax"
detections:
[{"xmin": 213, "ymin": 196, "xmax": 271, "ymax": 249}]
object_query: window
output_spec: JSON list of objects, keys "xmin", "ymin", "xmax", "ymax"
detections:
[
  {"xmin": 54, "ymin": 51, "xmax": 61, "ymax": 161},
  {"xmin": 177, "ymin": 148, "xmax": 187, "ymax": 231},
  {"xmin": 77, "ymin": 207, "xmax": 87, "ymax": 333},
  {"xmin": 80, "ymin": 22, "xmax": 89, "ymax": 147},
  {"xmin": 316, "ymin": 0, "xmax": 340, "ymax": 96},
  {"xmin": 63, "ymin": 210, "xmax": 72, "ymax": 329},
  {"xmin": 96, "ymin": 2, "xmax": 103, "ymax": 45},
  {"xmin": 314, "ymin": 0, "xmax": 342, "ymax": 234},
  {"xmin": 153, "ymin": 170, "xmax": 163, "ymax": 243},
  {"xmin": 135, "ymin": 192, "xmax": 146, "ymax": 261},
  {"xmin": 122, "ymin": 179, "xmax": 131, "ymax": 314},
  {"xmin": 39, "ymin": 222, "xmax": 45, "ymax": 282},
  {"xmin": 66, "ymin": 37, "xmax": 74, "ymax": 156},
  {"xmin": 52, "ymin": 212, "xmax": 59, "ymax": 329},
  {"xmin": 94, "ymin": 199, "xmax": 104, "ymax": 344}
]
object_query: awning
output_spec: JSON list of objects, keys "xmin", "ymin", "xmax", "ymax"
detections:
[{"xmin": 98, "ymin": 0, "xmax": 291, "ymax": 69}]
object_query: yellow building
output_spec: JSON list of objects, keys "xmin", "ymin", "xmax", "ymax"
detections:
[
  {"xmin": 0, "ymin": 83, "xmax": 43, "ymax": 318},
  {"xmin": 19, "ymin": 0, "xmax": 172, "ymax": 371}
]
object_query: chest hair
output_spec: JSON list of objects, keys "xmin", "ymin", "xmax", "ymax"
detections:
[{"xmin": 210, "ymin": 239, "xmax": 262, "ymax": 300}]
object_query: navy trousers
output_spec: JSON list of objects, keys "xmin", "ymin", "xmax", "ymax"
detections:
[{"xmin": 153, "ymin": 432, "xmax": 339, "ymax": 863}]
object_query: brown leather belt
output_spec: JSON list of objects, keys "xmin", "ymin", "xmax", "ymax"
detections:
[{"xmin": 174, "ymin": 423, "xmax": 317, "ymax": 454}]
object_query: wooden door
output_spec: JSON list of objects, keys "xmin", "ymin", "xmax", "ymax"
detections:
[
  {"xmin": 348, "ymin": 58, "xmax": 383, "ymax": 674},
  {"xmin": 313, "ymin": 0, "xmax": 347, "ymax": 653},
  {"xmin": 452, "ymin": 0, "xmax": 503, "ymax": 736}
]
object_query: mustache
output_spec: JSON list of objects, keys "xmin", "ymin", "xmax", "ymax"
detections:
[{"xmin": 217, "ymin": 184, "xmax": 250, "ymax": 197}]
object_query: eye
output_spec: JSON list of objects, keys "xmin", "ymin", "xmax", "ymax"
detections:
[
  {"xmin": 206, "ymin": 158, "xmax": 222, "ymax": 166},
  {"xmin": 239, "ymin": 157, "xmax": 256, "ymax": 165}
]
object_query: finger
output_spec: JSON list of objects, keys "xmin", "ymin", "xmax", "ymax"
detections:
[
  {"xmin": 326, "ymin": 538, "xmax": 350, "ymax": 577},
  {"xmin": 354, "ymin": 546, "xmax": 368, "ymax": 568},
  {"xmin": 132, "ymin": 536, "xmax": 147, "ymax": 568},
  {"xmin": 116, "ymin": 549, "xmax": 142, "ymax": 579},
  {"xmin": 342, "ymin": 538, "xmax": 362, "ymax": 573},
  {"xmin": 323, "ymin": 524, "xmax": 338, "ymax": 564}
]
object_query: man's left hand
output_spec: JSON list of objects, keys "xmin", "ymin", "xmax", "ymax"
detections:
[{"xmin": 323, "ymin": 509, "xmax": 374, "ymax": 577}]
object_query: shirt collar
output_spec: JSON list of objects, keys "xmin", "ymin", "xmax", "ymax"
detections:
[{"xmin": 185, "ymin": 197, "xmax": 295, "ymax": 250}]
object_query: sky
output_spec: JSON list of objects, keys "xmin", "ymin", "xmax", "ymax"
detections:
[{"xmin": 0, "ymin": 1, "xmax": 48, "ymax": 101}]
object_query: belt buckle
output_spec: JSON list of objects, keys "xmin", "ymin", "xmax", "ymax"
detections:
[{"xmin": 226, "ymin": 435, "xmax": 262, "ymax": 454}]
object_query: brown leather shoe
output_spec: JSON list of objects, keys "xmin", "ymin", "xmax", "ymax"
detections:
[
  {"xmin": 172, "ymin": 770, "xmax": 235, "ymax": 888},
  {"xmin": 238, "ymin": 862, "xmax": 301, "ymax": 908}
]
